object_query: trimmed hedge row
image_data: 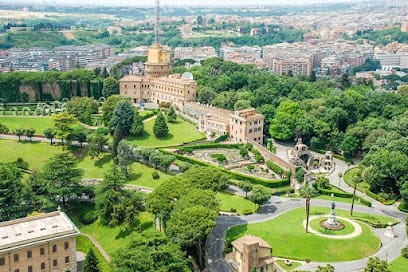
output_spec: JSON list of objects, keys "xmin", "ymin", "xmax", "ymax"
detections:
[
  {"xmin": 266, "ymin": 160, "xmax": 284, "ymax": 175},
  {"xmin": 162, "ymin": 149, "xmax": 290, "ymax": 188},
  {"xmin": 181, "ymin": 143, "xmax": 242, "ymax": 150},
  {"xmin": 317, "ymin": 187, "xmax": 372, "ymax": 207},
  {"xmin": 365, "ymin": 190, "xmax": 399, "ymax": 205},
  {"xmin": 398, "ymin": 201, "xmax": 408, "ymax": 213}
]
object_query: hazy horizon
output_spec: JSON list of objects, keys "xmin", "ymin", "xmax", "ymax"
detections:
[{"xmin": 4, "ymin": 0, "xmax": 369, "ymax": 7}]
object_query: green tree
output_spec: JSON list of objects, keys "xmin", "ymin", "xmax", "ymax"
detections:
[
  {"xmin": 15, "ymin": 128, "xmax": 24, "ymax": 141},
  {"xmin": 130, "ymin": 110, "xmax": 144, "ymax": 136},
  {"xmin": 111, "ymin": 229, "xmax": 190, "ymax": 272},
  {"xmin": 25, "ymin": 128, "xmax": 35, "ymax": 142},
  {"xmin": 239, "ymin": 181, "xmax": 253, "ymax": 198},
  {"xmin": 153, "ymin": 112, "xmax": 169, "ymax": 138},
  {"xmin": 101, "ymin": 95, "xmax": 125, "ymax": 127},
  {"xmin": 364, "ymin": 257, "xmax": 390, "ymax": 272},
  {"xmin": 117, "ymin": 141, "xmax": 134, "ymax": 177},
  {"xmin": 166, "ymin": 205, "xmax": 217, "ymax": 269},
  {"xmin": 52, "ymin": 112, "xmax": 77, "ymax": 145},
  {"xmin": 249, "ymin": 185, "xmax": 271, "ymax": 209},
  {"xmin": 82, "ymin": 248, "xmax": 100, "ymax": 272},
  {"xmin": 167, "ymin": 106, "xmax": 177, "ymax": 123},
  {"xmin": 340, "ymin": 135, "xmax": 359, "ymax": 157},
  {"xmin": 69, "ymin": 125, "xmax": 87, "ymax": 147},
  {"xmin": 111, "ymin": 100, "xmax": 134, "ymax": 135},
  {"xmin": 66, "ymin": 97, "xmax": 99, "ymax": 125},
  {"xmin": 102, "ymin": 76, "xmax": 119, "ymax": 97},
  {"xmin": 43, "ymin": 128, "xmax": 56, "ymax": 145},
  {"xmin": 269, "ymin": 100, "xmax": 303, "ymax": 141},
  {"xmin": 300, "ymin": 182, "xmax": 317, "ymax": 233},
  {"xmin": 88, "ymin": 133, "xmax": 108, "ymax": 159},
  {"xmin": 38, "ymin": 152, "xmax": 83, "ymax": 207},
  {"xmin": 182, "ymin": 166, "xmax": 229, "ymax": 191},
  {"xmin": 0, "ymin": 163, "xmax": 31, "ymax": 221}
]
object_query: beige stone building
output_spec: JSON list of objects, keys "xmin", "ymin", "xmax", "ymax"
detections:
[
  {"xmin": 0, "ymin": 210, "xmax": 80, "ymax": 272},
  {"xmin": 119, "ymin": 43, "xmax": 197, "ymax": 107},
  {"xmin": 228, "ymin": 235, "xmax": 275, "ymax": 272},
  {"xmin": 184, "ymin": 103, "xmax": 264, "ymax": 145}
]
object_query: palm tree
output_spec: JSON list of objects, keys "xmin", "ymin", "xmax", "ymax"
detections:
[
  {"xmin": 300, "ymin": 182, "xmax": 317, "ymax": 233},
  {"xmin": 350, "ymin": 168, "xmax": 363, "ymax": 216}
]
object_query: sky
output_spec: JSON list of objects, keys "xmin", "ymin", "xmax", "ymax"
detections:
[{"xmin": 11, "ymin": 0, "xmax": 366, "ymax": 7}]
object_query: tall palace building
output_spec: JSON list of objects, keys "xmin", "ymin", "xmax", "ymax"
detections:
[{"xmin": 119, "ymin": 43, "xmax": 197, "ymax": 108}]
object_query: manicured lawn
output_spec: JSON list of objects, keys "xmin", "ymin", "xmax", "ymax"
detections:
[
  {"xmin": 389, "ymin": 255, "xmax": 408, "ymax": 272},
  {"xmin": 344, "ymin": 167, "xmax": 370, "ymax": 192},
  {"xmin": 68, "ymin": 202, "xmax": 154, "ymax": 256},
  {"xmin": 0, "ymin": 116, "xmax": 53, "ymax": 135},
  {"xmin": 226, "ymin": 207, "xmax": 384, "ymax": 262},
  {"xmin": 276, "ymin": 260, "xmax": 302, "ymax": 271},
  {"xmin": 216, "ymin": 192, "xmax": 256, "ymax": 215},
  {"xmin": 76, "ymin": 235, "xmax": 110, "ymax": 272},
  {"xmin": 127, "ymin": 118, "xmax": 205, "ymax": 147},
  {"xmin": 0, "ymin": 139, "xmax": 61, "ymax": 170},
  {"xmin": 315, "ymin": 194, "xmax": 364, "ymax": 206},
  {"xmin": 76, "ymin": 152, "xmax": 172, "ymax": 189},
  {"xmin": 309, "ymin": 217, "xmax": 355, "ymax": 235}
]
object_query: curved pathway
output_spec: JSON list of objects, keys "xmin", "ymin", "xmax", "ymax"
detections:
[
  {"xmin": 206, "ymin": 196, "xmax": 407, "ymax": 272},
  {"xmin": 81, "ymin": 233, "xmax": 111, "ymax": 261},
  {"xmin": 304, "ymin": 215, "xmax": 362, "ymax": 239}
]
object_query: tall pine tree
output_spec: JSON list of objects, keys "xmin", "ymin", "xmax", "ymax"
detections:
[
  {"xmin": 82, "ymin": 248, "xmax": 100, "ymax": 272},
  {"xmin": 167, "ymin": 107, "xmax": 177, "ymax": 123},
  {"xmin": 153, "ymin": 112, "xmax": 169, "ymax": 138},
  {"xmin": 130, "ymin": 110, "xmax": 144, "ymax": 136}
]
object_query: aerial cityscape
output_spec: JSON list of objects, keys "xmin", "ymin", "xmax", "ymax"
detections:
[{"xmin": 0, "ymin": 0, "xmax": 407, "ymax": 272}]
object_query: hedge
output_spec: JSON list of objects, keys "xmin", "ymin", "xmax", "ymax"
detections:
[
  {"xmin": 162, "ymin": 150, "xmax": 290, "ymax": 188},
  {"xmin": 214, "ymin": 134, "xmax": 228, "ymax": 143},
  {"xmin": 181, "ymin": 143, "xmax": 242, "ymax": 150},
  {"xmin": 317, "ymin": 187, "xmax": 372, "ymax": 207},
  {"xmin": 398, "ymin": 201, "xmax": 408, "ymax": 213},
  {"xmin": 266, "ymin": 160, "xmax": 284, "ymax": 175},
  {"xmin": 365, "ymin": 190, "xmax": 399, "ymax": 205}
]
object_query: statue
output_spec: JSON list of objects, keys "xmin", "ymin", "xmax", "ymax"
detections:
[{"xmin": 331, "ymin": 200, "xmax": 336, "ymax": 210}]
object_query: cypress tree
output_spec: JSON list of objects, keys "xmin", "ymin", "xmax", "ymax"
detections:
[
  {"xmin": 153, "ymin": 112, "xmax": 169, "ymax": 138},
  {"xmin": 130, "ymin": 110, "xmax": 144, "ymax": 136},
  {"xmin": 167, "ymin": 107, "xmax": 177, "ymax": 123}
]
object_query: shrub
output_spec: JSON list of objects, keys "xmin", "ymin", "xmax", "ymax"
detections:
[
  {"xmin": 266, "ymin": 161, "xmax": 284, "ymax": 175},
  {"xmin": 401, "ymin": 246, "xmax": 408, "ymax": 258},
  {"xmin": 15, "ymin": 157, "xmax": 29, "ymax": 169},
  {"xmin": 230, "ymin": 208, "xmax": 237, "ymax": 213},
  {"xmin": 79, "ymin": 210, "xmax": 97, "ymax": 225},
  {"xmin": 179, "ymin": 162, "xmax": 192, "ymax": 172},
  {"xmin": 214, "ymin": 134, "xmax": 228, "ymax": 143},
  {"xmin": 242, "ymin": 209, "xmax": 253, "ymax": 215},
  {"xmin": 239, "ymin": 147, "xmax": 249, "ymax": 157},
  {"xmin": 151, "ymin": 171, "xmax": 160, "ymax": 180},
  {"xmin": 210, "ymin": 153, "xmax": 227, "ymax": 162}
]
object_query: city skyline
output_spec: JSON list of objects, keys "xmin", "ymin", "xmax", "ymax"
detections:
[{"xmin": 7, "ymin": 0, "xmax": 369, "ymax": 7}]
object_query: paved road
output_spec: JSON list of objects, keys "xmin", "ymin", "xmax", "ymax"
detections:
[
  {"xmin": 207, "ymin": 141, "xmax": 407, "ymax": 272},
  {"xmin": 206, "ymin": 196, "xmax": 407, "ymax": 272}
]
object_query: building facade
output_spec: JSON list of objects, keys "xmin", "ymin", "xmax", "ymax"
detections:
[
  {"xmin": 228, "ymin": 235, "xmax": 275, "ymax": 272},
  {"xmin": 0, "ymin": 210, "xmax": 80, "ymax": 272},
  {"xmin": 184, "ymin": 103, "xmax": 264, "ymax": 145}
]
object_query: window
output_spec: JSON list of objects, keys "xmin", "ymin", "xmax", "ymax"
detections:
[
  {"xmin": 41, "ymin": 263, "xmax": 45, "ymax": 270},
  {"xmin": 65, "ymin": 256, "xmax": 69, "ymax": 264},
  {"xmin": 52, "ymin": 245, "xmax": 57, "ymax": 253},
  {"xmin": 40, "ymin": 248, "xmax": 45, "ymax": 255},
  {"xmin": 64, "ymin": 242, "xmax": 69, "ymax": 250},
  {"xmin": 27, "ymin": 250, "xmax": 32, "ymax": 259},
  {"xmin": 53, "ymin": 259, "xmax": 58, "ymax": 266},
  {"xmin": 15, "ymin": 270, "xmax": 19, "ymax": 272},
  {"xmin": 14, "ymin": 254, "xmax": 19, "ymax": 262},
  {"xmin": 0, "ymin": 257, "xmax": 4, "ymax": 265},
  {"xmin": 28, "ymin": 266, "xmax": 32, "ymax": 272}
]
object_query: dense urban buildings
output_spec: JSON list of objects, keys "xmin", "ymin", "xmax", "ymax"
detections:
[{"xmin": 0, "ymin": 209, "xmax": 80, "ymax": 272}]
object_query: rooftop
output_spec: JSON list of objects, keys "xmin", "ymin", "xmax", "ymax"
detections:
[
  {"xmin": 0, "ymin": 210, "xmax": 80, "ymax": 253},
  {"xmin": 231, "ymin": 235, "xmax": 272, "ymax": 252}
]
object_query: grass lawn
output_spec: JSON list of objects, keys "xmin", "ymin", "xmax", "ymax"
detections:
[
  {"xmin": 75, "ymin": 151, "xmax": 172, "ymax": 189},
  {"xmin": 275, "ymin": 260, "xmax": 302, "ymax": 271},
  {"xmin": 0, "ymin": 139, "xmax": 61, "ymax": 170},
  {"xmin": 226, "ymin": 207, "xmax": 386, "ymax": 262},
  {"xmin": 68, "ymin": 202, "xmax": 154, "ymax": 256},
  {"xmin": 76, "ymin": 235, "xmax": 110, "ymax": 272},
  {"xmin": 315, "ymin": 194, "xmax": 364, "ymax": 206},
  {"xmin": 127, "ymin": 118, "xmax": 205, "ymax": 147},
  {"xmin": 216, "ymin": 192, "xmax": 256, "ymax": 215},
  {"xmin": 389, "ymin": 255, "xmax": 408, "ymax": 272},
  {"xmin": 0, "ymin": 116, "xmax": 53, "ymax": 135},
  {"xmin": 344, "ymin": 167, "xmax": 370, "ymax": 192},
  {"xmin": 309, "ymin": 217, "xmax": 355, "ymax": 235}
]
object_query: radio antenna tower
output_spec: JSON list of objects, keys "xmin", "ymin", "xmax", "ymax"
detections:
[{"xmin": 154, "ymin": 0, "xmax": 160, "ymax": 44}]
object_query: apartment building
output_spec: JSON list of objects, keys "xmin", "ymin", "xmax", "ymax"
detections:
[{"xmin": 0, "ymin": 210, "xmax": 80, "ymax": 272}]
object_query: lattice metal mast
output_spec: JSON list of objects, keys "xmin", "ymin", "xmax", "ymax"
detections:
[{"xmin": 155, "ymin": 0, "xmax": 160, "ymax": 44}]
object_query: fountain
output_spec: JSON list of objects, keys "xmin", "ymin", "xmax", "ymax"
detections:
[{"xmin": 320, "ymin": 199, "xmax": 345, "ymax": 230}]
